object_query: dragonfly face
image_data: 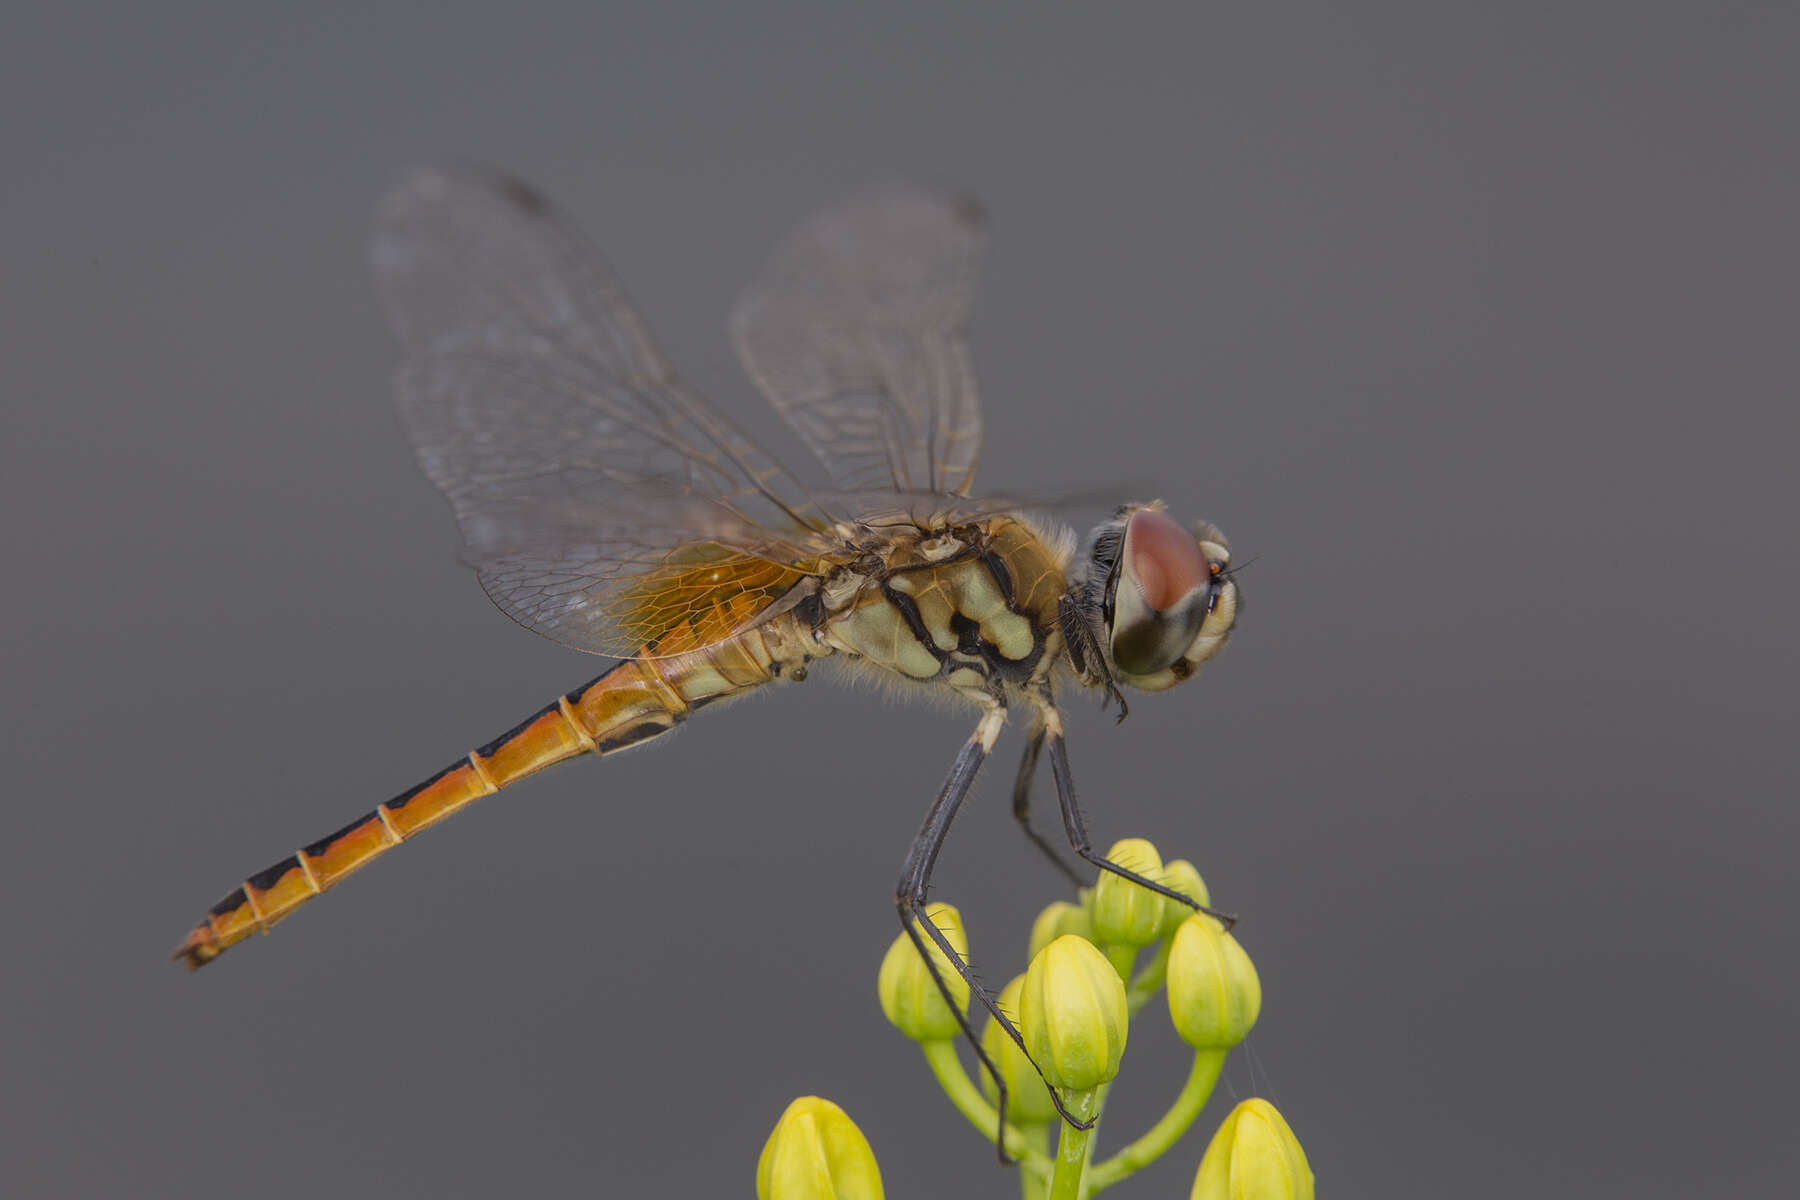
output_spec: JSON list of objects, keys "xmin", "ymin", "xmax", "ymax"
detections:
[
  {"xmin": 175, "ymin": 167, "xmax": 1245, "ymax": 1139},
  {"xmin": 1078, "ymin": 504, "xmax": 1239, "ymax": 692}
]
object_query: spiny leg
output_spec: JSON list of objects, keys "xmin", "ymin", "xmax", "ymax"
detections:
[
  {"xmin": 1035, "ymin": 698, "xmax": 1238, "ymax": 928},
  {"xmin": 1010, "ymin": 721, "xmax": 1084, "ymax": 887},
  {"xmin": 896, "ymin": 706, "xmax": 1096, "ymax": 1152}
]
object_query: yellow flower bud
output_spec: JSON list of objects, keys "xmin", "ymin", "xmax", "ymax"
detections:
[
  {"xmin": 1090, "ymin": 838, "xmax": 1167, "ymax": 948},
  {"xmin": 1027, "ymin": 899, "xmax": 1094, "ymax": 961},
  {"xmin": 1190, "ymin": 1099, "xmax": 1313, "ymax": 1200},
  {"xmin": 877, "ymin": 903, "xmax": 970, "ymax": 1043},
  {"xmin": 757, "ymin": 1096, "xmax": 885, "ymax": 1200},
  {"xmin": 1166, "ymin": 914, "xmax": 1261, "ymax": 1050},
  {"xmin": 1020, "ymin": 934, "xmax": 1129, "ymax": 1091},
  {"xmin": 1158, "ymin": 859, "xmax": 1212, "ymax": 938},
  {"xmin": 980, "ymin": 975, "xmax": 1058, "ymax": 1125}
]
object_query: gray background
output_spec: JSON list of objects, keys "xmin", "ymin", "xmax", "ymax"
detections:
[{"xmin": 5, "ymin": 3, "xmax": 1795, "ymax": 1196}]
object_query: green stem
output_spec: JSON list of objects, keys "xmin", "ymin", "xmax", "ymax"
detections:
[
  {"xmin": 1047, "ymin": 1087, "xmax": 1102, "ymax": 1200},
  {"xmin": 1075, "ymin": 1082, "xmax": 1113, "ymax": 1200},
  {"xmin": 1103, "ymin": 943, "xmax": 1138, "ymax": 984},
  {"xmin": 1084, "ymin": 1049, "xmax": 1227, "ymax": 1191},
  {"xmin": 919, "ymin": 1040, "xmax": 1053, "ymax": 1181}
]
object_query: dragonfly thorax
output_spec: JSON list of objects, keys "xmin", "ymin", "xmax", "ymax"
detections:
[{"xmin": 813, "ymin": 515, "xmax": 1074, "ymax": 705}]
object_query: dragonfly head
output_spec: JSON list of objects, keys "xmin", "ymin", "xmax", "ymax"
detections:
[{"xmin": 1079, "ymin": 503, "xmax": 1238, "ymax": 693}]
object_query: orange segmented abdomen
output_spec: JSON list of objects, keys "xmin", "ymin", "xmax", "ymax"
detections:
[{"xmin": 173, "ymin": 628, "xmax": 787, "ymax": 969}]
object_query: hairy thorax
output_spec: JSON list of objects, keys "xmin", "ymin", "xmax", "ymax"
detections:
[{"xmin": 813, "ymin": 515, "xmax": 1074, "ymax": 706}]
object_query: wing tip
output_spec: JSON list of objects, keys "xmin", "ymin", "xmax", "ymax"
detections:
[
  {"xmin": 852, "ymin": 178, "xmax": 988, "ymax": 233},
  {"xmin": 377, "ymin": 165, "xmax": 551, "ymax": 225},
  {"xmin": 947, "ymin": 191, "xmax": 986, "ymax": 230}
]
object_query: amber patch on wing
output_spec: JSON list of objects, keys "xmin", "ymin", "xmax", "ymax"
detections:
[{"xmin": 613, "ymin": 546, "xmax": 815, "ymax": 654}]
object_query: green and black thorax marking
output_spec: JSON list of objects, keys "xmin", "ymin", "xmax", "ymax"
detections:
[{"xmin": 812, "ymin": 515, "xmax": 1071, "ymax": 705}]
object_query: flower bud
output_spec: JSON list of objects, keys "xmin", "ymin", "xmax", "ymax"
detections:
[
  {"xmin": 1166, "ymin": 914, "xmax": 1261, "ymax": 1050},
  {"xmin": 1090, "ymin": 838, "xmax": 1167, "ymax": 948},
  {"xmin": 1190, "ymin": 1098, "xmax": 1313, "ymax": 1200},
  {"xmin": 1027, "ymin": 900, "xmax": 1094, "ymax": 961},
  {"xmin": 757, "ymin": 1096, "xmax": 885, "ymax": 1200},
  {"xmin": 878, "ymin": 903, "xmax": 970, "ymax": 1043},
  {"xmin": 1158, "ymin": 859, "xmax": 1212, "ymax": 938},
  {"xmin": 1020, "ymin": 934, "xmax": 1129, "ymax": 1091},
  {"xmin": 980, "ymin": 975, "xmax": 1058, "ymax": 1125}
]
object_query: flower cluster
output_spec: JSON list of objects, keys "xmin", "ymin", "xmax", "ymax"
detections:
[{"xmin": 756, "ymin": 838, "xmax": 1313, "ymax": 1198}]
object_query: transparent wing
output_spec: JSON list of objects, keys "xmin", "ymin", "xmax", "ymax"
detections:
[
  {"xmin": 730, "ymin": 181, "xmax": 987, "ymax": 498},
  {"xmin": 370, "ymin": 166, "xmax": 841, "ymax": 658}
]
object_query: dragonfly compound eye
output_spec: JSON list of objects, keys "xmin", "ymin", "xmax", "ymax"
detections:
[{"xmin": 1108, "ymin": 508, "xmax": 1211, "ymax": 677}]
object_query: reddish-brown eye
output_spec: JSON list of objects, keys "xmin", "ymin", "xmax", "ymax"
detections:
[{"xmin": 1124, "ymin": 508, "xmax": 1207, "ymax": 610}]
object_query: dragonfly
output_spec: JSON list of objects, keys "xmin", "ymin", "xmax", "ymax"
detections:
[{"xmin": 173, "ymin": 167, "xmax": 1241, "ymax": 1126}]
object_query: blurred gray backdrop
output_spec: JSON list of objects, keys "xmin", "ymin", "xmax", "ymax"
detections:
[{"xmin": 5, "ymin": 3, "xmax": 1795, "ymax": 1196}]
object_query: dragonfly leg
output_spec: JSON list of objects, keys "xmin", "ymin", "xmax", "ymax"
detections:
[
  {"xmin": 1037, "ymin": 701, "xmax": 1239, "ymax": 929},
  {"xmin": 896, "ymin": 705, "xmax": 1097, "ymax": 1151},
  {"xmin": 1010, "ymin": 721, "xmax": 1085, "ymax": 887}
]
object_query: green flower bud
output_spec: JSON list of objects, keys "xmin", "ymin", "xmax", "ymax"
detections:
[
  {"xmin": 1158, "ymin": 859, "xmax": 1212, "ymax": 938},
  {"xmin": 1027, "ymin": 900, "xmax": 1094, "ymax": 961},
  {"xmin": 1090, "ymin": 838, "xmax": 1167, "ymax": 948},
  {"xmin": 980, "ymin": 975, "xmax": 1058, "ymax": 1125},
  {"xmin": 757, "ymin": 1096, "xmax": 885, "ymax": 1200},
  {"xmin": 1190, "ymin": 1098, "xmax": 1313, "ymax": 1200},
  {"xmin": 1166, "ymin": 914, "xmax": 1261, "ymax": 1050},
  {"xmin": 1020, "ymin": 934, "xmax": 1129, "ymax": 1091},
  {"xmin": 877, "ymin": 903, "xmax": 970, "ymax": 1043}
]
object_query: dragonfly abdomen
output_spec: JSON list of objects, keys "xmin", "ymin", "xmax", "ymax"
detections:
[{"xmin": 172, "ymin": 623, "xmax": 806, "ymax": 968}]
